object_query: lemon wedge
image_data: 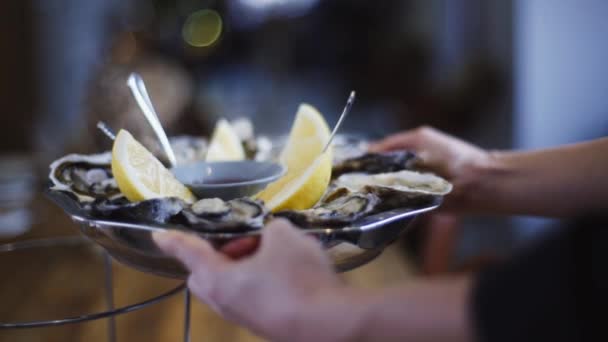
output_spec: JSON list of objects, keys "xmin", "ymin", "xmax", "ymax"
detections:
[
  {"xmin": 256, "ymin": 104, "xmax": 333, "ymax": 211},
  {"xmin": 206, "ymin": 119, "xmax": 246, "ymax": 161},
  {"xmin": 112, "ymin": 129, "xmax": 195, "ymax": 203}
]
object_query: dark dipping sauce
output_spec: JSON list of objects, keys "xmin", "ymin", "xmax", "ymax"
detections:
[{"xmin": 197, "ymin": 178, "xmax": 250, "ymax": 185}]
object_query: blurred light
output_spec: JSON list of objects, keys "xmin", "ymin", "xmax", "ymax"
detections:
[
  {"xmin": 182, "ymin": 9, "xmax": 223, "ymax": 47},
  {"xmin": 238, "ymin": 0, "xmax": 318, "ymax": 13},
  {"xmin": 229, "ymin": 0, "xmax": 320, "ymax": 29}
]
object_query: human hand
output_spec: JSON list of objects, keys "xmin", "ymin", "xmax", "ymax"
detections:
[
  {"xmin": 369, "ymin": 126, "xmax": 491, "ymax": 213},
  {"xmin": 153, "ymin": 219, "xmax": 349, "ymax": 341},
  {"xmin": 218, "ymin": 237, "xmax": 259, "ymax": 259}
]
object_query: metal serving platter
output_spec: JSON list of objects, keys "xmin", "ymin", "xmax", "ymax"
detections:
[{"xmin": 48, "ymin": 190, "xmax": 440, "ymax": 278}]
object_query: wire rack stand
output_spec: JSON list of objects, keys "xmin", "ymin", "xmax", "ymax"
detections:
[{"xmin": 0, "ymin": 236, "xmax": 191, "ymax": 342}]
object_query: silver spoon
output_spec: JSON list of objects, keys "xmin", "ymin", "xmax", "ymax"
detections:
[
  {"xmin": 126, "ymin": 72, "xmax": 177, "ymax": 168},
  {"xmin": 124, "ymin": 71, "xmax": 285, "ymax": 197},
  {"xmin": 322, "ymin": 90, "xmax": 356, "ymax": 153}
]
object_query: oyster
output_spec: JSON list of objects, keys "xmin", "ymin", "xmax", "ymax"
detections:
[
  {"xmin": 275, "ymin": 191, "xmax": 380, "ymax": 228},
  {"xmin": 334, "ymin": 170, "xmax": 452, "ymax": 196},
  {"xmin": 49, "ymin": 152, "xmax": 121, "ymax": 203},
  {"xmin": 169, "ymin": 136, "xmax": 208, "ymax": 164},
  {"xmin": 333, "ymin": 170, "xmax": 451, "ymax": 213},
  {"xmin": 331, "ymin": 134, "xmax": 369, "ymax": 164},
  {"xmin": 181, "ymin": 197, "xmax": 268, "ymax": 232},
  {"xmin": 89, "ymin": 197, "xmax": 187, "ymax": 225},
  {"xmin": 145, "ymin": 135, "xmax": 208, "ymax": 165},
  {"xmin": 331, "ymin": 151, "xmax": 418, "ymax": 179},
  {"xmin": 191, "ymin": 198, "xmax": 231, "ymax": 217},
  {"xmin": 360, "ymin": 185, "xmax": 440, "ymax": 211},
  {"xmin": 251, "ymin": 136, "xmax": 274, "ymax": 161},
  {"xmin": 278, "ymin": 170, "xmax": 451, "ymax": 228}
]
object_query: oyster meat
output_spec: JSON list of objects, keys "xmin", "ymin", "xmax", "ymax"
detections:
[
  {"xmin": 334, "ymin": 170, "xmax": 452, "ymax": 196},
  {"xmin": 360, "ymin": 185, "xmax": 439, "ymax": 211},
  {"xmin": 49, "ymin": 152, "xmax": 121, "ymax": 203},
  {"xmin": 90, "ymin": 197, "xmax": 187, "ymax": 225},
  {"xmin": 275, "ymin": 191, "xmax": 380, "ymax": 228},
  {"xmin": 181, "ymin": 197, "xmax": 268, "ymax": 232},
  {"xmin": 145, "ymin": 135, "xmax": 208, "ymax": 165},
  {"xmin": 333, "ymin": 170, "xmax": 452, "ymax": 212},
  {"xmin": 170, "ymin": 136, "xmax": 208, "ymax": 164},
  {"xmin": 191, "ymin": 198, "xmax": 231, "ymax": 217},
  {"xmin": 331, "ymin": 151, "xmax": 418, "ymax": 179}
]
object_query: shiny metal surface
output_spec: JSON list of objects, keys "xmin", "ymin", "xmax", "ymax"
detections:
[
  {"xmin": 0, "ymin": 236, "xmax": 186, "ymax": 329},
  {"xmin": 127, "ymin": 72, "xmax": 178, "ymax": 167},
  {"xmin": 61, "ymin": 200, "xmax": 440, "ymax": 279}
]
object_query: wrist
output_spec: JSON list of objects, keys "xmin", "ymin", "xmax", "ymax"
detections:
[{"xmin": 460, "ymin": 150, "xmax": 509, "ymax": 213}]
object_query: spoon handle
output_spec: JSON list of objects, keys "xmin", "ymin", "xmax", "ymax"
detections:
[
  {"xmin": 126, "ymin": 72, "xmax": 177, "ymax": 167},
  {"xmin": 134, "ymin": 76, "xmax": 157, "ymax": 120},
  {"xmin": 323, "ymin": 91, "xmax": 356, "ymax": 153}
]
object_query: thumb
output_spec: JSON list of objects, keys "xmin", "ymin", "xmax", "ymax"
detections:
[
  {"xmin": 259, "ymin": 219, "xmax": 326, "ymax": 261},
  {"xmin": 259, "ymin": 218, "xmax": 299, "ymax": 246},
  {"xmin": 153, "ymin": 231, "xmax": 229, "ymax": 273},
  {"xmin": 258, "ymin": 219, "xmax": 308, "ymax": 255}
]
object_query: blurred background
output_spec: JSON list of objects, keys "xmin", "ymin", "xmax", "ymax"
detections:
[{"xmin": 1, "ymin": 0, "xmax": 607, "ymax": 340}]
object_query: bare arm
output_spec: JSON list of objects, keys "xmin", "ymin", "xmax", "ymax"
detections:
[
  {"xmin": 153, "ymin": 220, "xmax": 473, "ymax": 342},
  {"xmin": 473, "ymin": 138, "xmax": 608, "ymax": 217},
  {"xmin": 370, "ymin": 127, "xmax": 608, "ymax": 217},
  {"xmin": 329, "ymin": 277, "xmax": 474, "ymax": 342}
]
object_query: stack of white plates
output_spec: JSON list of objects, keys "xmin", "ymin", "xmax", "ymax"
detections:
[{"xmin": 0, "ymin": 155, "xmax": 35, "ymax": 238}]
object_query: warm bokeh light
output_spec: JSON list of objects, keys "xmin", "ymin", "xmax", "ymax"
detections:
[{"xmin": 182, "ymin": 9, "xmax": 223, "ymax": 47}]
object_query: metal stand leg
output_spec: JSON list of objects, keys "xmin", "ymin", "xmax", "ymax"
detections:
[
  {"xmin": 184, "ymin": 288, "xmax": 191, "ymax": 342},
  {"xmin": 0, "ymin": 237, "xmax": 185, "ymax": 331},
  {"xmin": 103, "ymin": 252, "xmax": 117, "ymax": 342}
]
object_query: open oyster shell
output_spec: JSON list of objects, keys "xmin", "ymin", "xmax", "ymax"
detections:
[
  {"xmin": 49, "ymin": 152, "xmax": 120, "ymax": 203},
  {"xmin": 276, "ymin": 169, "xmax": 451, "ymax": 228},
  {"xmin": 90, "ymin": 197, "xmax": 187, "ymax": 225},
  {"xmin": 275, "ymin": 191, "xmax": 380, "ymax": 228},
  {"xmin": 334, "ymin": 170, "xmax": 452, "ymax": 196},
  {"xmin": 331, "ymin": 151, "xmax": 418, "ymax": 179},
  {"xmin": 181, "ymin": 198, "xmax": 268, "ymax": 232}
]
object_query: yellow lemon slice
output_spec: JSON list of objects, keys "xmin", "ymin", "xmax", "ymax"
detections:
[
  {"xmin": 206, "ymin": 119, "xmax": 245, "ymax": 161},
  {"xmin": 112, "ymin": 129, "xmax": 195, "ymax": 203},
  {"xmin": 256, "ymin": 104, "xmax": 333, "ymax": 211}
]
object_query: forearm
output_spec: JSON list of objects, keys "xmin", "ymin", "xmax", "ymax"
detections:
[
  {"xmin": 290, "ymin": 276, "xmax": 473, "ymax": 342},
  {"xmin": 466, "ymin": 137, "xmax": 608, "ymax": 217}
]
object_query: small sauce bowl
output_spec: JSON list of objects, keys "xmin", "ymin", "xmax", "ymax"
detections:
[{"xmin": 171, "ymin": 161, "xmax": 286, "ymax": 200}]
